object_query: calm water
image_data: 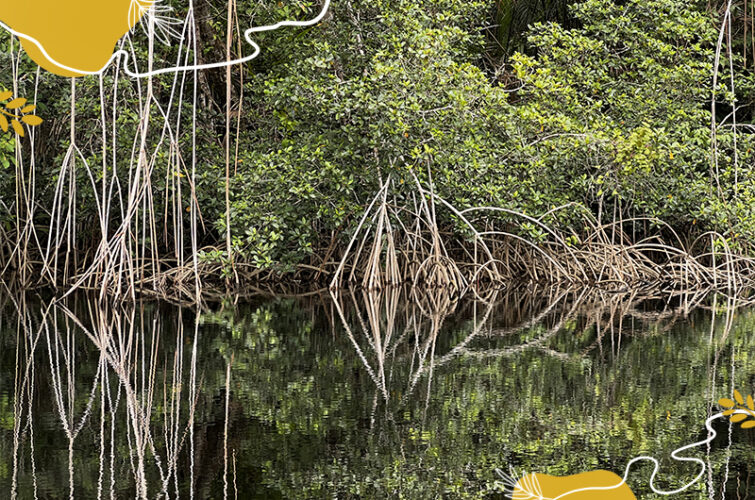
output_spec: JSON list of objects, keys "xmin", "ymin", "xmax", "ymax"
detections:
[{"xmin": 1, "ymin": 289, "xmax": 754, "ymax": 499}]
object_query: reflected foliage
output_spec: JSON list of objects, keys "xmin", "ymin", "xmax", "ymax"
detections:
[{"xmin": 0, "ymin": 290, "xmax": 754, "ymax": 498}]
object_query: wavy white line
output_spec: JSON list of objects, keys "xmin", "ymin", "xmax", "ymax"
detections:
[
  {"xmin": 502, "ymin": 410, "xmax": 744, "ymax": 499},
  {"xmin": 0, "ymin": 0, "xmax": 331, "ymax": 77}
]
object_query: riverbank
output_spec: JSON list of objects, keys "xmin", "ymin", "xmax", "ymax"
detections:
[{"xmin": 3, "ymin": 191, "xmax": 755, "ymax": 306}]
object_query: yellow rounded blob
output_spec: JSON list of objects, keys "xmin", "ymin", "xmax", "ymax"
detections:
[
  {"xmin": 514, "ymin": 470, "xmax": 637, "ymax": 500},
  {"xmin": 0, "ymin": 0, "xmax": 150, "ymax": 76}
]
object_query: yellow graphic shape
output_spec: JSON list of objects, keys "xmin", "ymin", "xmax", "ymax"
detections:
[
  {"xmin": 0, "ymin": 0, "xmax": 150, "ymax": 76},
  {"xmin": 719, "ymin": 389, "xmax": 755, "ymax": 429},
  {"xmin": 514, "ymin": 470, "xmax": 637, "ymax": 500}
]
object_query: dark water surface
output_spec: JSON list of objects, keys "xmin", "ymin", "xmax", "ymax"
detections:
[{"xmin": 1, "ymin": 289, "xmax": 754, "ymax": 499}]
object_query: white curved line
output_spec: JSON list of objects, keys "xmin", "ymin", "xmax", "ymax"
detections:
[
  {"xmin": 501, "ymin": 410, "xmax": 745, "ymax": 499},
  {"xmin": 544, "ymin": 410, "xmax": 741, "ymax": 499},
  {"xmin": 0, "ymin": 0, "xmax": 330, "ymax": 77}
]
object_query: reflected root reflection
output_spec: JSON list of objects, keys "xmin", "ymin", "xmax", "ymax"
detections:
[{"xmin": 1, "ymin": 285, "xmax": 752, "ymax": 498}]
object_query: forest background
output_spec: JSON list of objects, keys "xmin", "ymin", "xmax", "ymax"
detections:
[{"xmin": 0, "ymin": 0, "xmax": 754, "ymax": 298}]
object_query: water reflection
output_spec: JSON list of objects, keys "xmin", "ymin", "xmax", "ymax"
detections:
[{"xmin": 1, "ymin": 288, "xmax": 754, "ymax": 498}]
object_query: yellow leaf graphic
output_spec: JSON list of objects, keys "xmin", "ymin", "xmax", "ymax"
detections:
[
  {"xmin": 11, "ymin": 119, "xmax": 24, "ymax": 137},
  {"xmin": 0, "ymin": 115, "xmax": 7, "ymax": 133},
  {"xmin": 20, "ymin": 104, "xmax": 36, "ymax": 113},
  {"xmin": 21, "ymin": 115, "xmax": 43, "ymax": 126},
  {"xmin": 5, "ymin": 98, "xmax": 27, "ymax": 110},
  {"xmin": 718, "ymin": 398, "xmax": 736, "ymax": 409},
  {"xmin": 722, "ymin": 409, "xmax": 736, "ymax": 416},
  {"xmin": 748, "ymin": 395, "xmax": 754, "ymax": 411},
  {"xmin": 731, "ymin": 413, "xmax": 748, "ymax": 423},
  {"xmin": 0, "ymin": 90, "xmax": 12, "ymax": 101},
  {"xmin": 734, "ymin": 390, "xmax": 744, "ymax": 405},
  {"xmin": 742, "ymin": 421, "xmax": 755, "ymax": 429}
]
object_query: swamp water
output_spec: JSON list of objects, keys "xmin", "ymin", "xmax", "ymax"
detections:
[{"xmin": 0, "ymin": 289, "xmax": 754, "ymax": 499}]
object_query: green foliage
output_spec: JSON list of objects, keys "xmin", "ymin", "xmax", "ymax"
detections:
[
  {"xmin": 2, "ymin": 0, "xmax": 755, "ymax": 275},
  {"xmin": 490, "ymin": 0, "xmax": 574, "ymax": 60},
  {"xmin": 219, "ymin": 0, "xmax": 755, "ymax": 270},
  {"xmin": 0, "ymin": 105, "xmax": 14, "ymax": 234},
  {"xmin": 508, "ymin": 0, "xmax": 755, "ymax": 241},
  {"xmin": 216, "ymin": 0, "xmax": 495, "ymax": 269},
  {"xmin": 508, "ymin": 0, "xmax": 724, "ymax": 225}
]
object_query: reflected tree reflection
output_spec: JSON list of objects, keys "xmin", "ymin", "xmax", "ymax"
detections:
[{"xmin": 1, "ymin": 288, "xmax": 754, "ymax": 498}]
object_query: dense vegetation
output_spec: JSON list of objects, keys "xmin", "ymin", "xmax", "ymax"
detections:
[{"xmin": 1, "ymin": 0, "xmax": 755, "ymax": 297}]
